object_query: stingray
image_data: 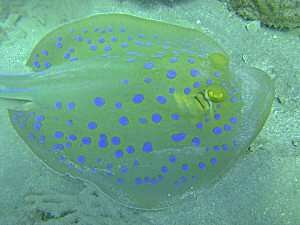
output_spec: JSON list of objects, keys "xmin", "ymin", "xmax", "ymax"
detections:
[{"xmin": 0, "ymin": 13, "xmax": 274, "ymax": 209}]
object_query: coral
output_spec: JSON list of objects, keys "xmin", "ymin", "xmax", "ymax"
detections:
[{"xmin": 223, "ymin": 0, "xmax": 300, "ymax": 29}]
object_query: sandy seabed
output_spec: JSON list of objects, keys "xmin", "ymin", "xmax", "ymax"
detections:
[{"xmin": 0, "ymin": 0, "xmax": 299, "ymax": 225}]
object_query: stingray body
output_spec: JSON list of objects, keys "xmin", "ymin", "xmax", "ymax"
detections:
[{"xmin": 0, "ymin": 14, "xmax": 274, "ymax": 209}]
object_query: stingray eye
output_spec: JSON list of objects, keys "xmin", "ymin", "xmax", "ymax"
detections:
[{"xmin": 206, "ymin": 85, "xmax": 226, "ymax": 103}]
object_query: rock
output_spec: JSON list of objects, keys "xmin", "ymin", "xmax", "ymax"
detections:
[{"xmin": 222, "ymin": 0, "xmax": 300, "ymax": 30}]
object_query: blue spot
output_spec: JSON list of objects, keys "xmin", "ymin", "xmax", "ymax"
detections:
[
  {"xmin": 77, "ymin": 155, "xmax": 85, "ymax": 164},
  {"xmin": 161, "ymin": 166, "xmax": 168, "ymax": 174},
  {"xmin": 171, "ymin": 114, "xmax": 180, "ymax": 120},
  {"xmin": 69, "ymin": 134, "xmax": 77, "ymax": 141},
  {"xmin": 192, "ymin": 137, "xmax": 201, "ymax": 146},
  {"xmin": 230, "ymin": 117, "xmax": 238, "ymax": 124},
  {"xmin": 120, "ymin": 166, "xmax": 128, "ymax": 173},
  {"xmin": 198, "ymin": 162, "xmax": 206, "ymax": 170},
  {"xmin": 67, "ymin": 162, "xmax": 74, "ymax": 169},
  {"xmin": 35, "ymin": 115, "xmax": 45, "ymax": 122},
  {"xmin": 214, "ymin": 71, "xmax": 221, "ymax": 77},
  {"xmin": 59, "ymin": 155, "xmax": 66, "ymax": 161},
  {"xmin": 128, "ymin": 36, "xmax": 133, "ymax": 41},
  {"xmin": 115, "ymin": 150, "xmax": 123, "ymax": 158},
  {"xmin": 119, "ymin": 116, "xmax": 129, "ymax": 126},
  {"xmin": 144, "ymin": 77, "xmax": 152, "ymax": 84},
  {"xmin": 98, "ymin": 134, "xmax": 108, "ymax": 148},
  {"xmin": 34, "ymin": 122, "xmax": 42, "ymax": 131},
  {"xmin": 54, "ymin": 131, "xmax": 64, "ymax": 139},
  {"xmin": 213, "ymin": 127, "xmax": 222, "ymax": 135},
  {"xmin": 111, "ymin": 36, "xmax": 117, "ymax": 42},
  {"xmin": 231, "ymin": 96, "xmax": 238, "ymax": 103},
  {"xmin": 106, "ymin": 163, "xmax": 112, "ymax": 172},
  {"xmin": 115, "ymin": 102, "xmax": 122, "ymax": 109},
  {"xmin": 98, "ymin": 37, "xmax": 105, "ymax": 43},
  {"xmin": 222, "ymin": 144, "xmax": 229, "ymax": 151},
  {"xmin": 39, "ymin": 135, "xmax": 46, "ymax": 144},
  {"xmin": 167, "ymin": 70, "xmax": 177, "ymax": 79},
  {"xmin": 214, "ymin": 113, "xmax": 221, "ymax": 120},
  {"xmin": 41, "ymin": 50, "xmax": 48, "ymax": 56},
  {"xmin": 68, "ymin": 47, "xmax": 75, "ymax": 53},
  {"xmin": 135, "ymin": 177, "xmax": 143, "ymax": 185},
  {"xmin": 190, "ymin": 69, "xmax": 200, "ymax": 77},
  {"xmin": 139, "ymin": 117, "xmax": 147, "ymax": 124},
  {"xmin": 210, "ymin": 157, "xmax": 217, "ymax": 165},
  {"xmin": 121, "ymin": 42, "xmax": 128, "ymax": 48},
  {"xmin": 171, "ymin": 133, "xmax": 186, "ymax": 142},
  {"xmin": 65, "ymin": 142, "xmax": 72, "ymax": 148},
  {"xmin": 122, "ymin": 79, "xmax": 129, "ymax": 84},
  {"xmin": 156, "ymin": 173, "xmax": 163, "ymax": 181},
  {"xmin": 75, "ymin": 35, "xmax": 83, "ymax": 42},
  {"xmin": 150, "ymin": 178, "xmax": 158, "ymax": 185},
  {"xmin": 132, "ymin": 94, "xmax": 144, "ymax": 104},
  {"xmin": 188, "ymin": 58, "xmax": 195, "ymax": 64},
  {"xmin": 154, "ymin": 53, "xmax": 164, "ymax": 58},
  {"xmin": 224, "ymin": 124, "xmax": 232, "ymax": 131},
  {"xmin": 207, "ymin": 79, "xmax": 213, "ymax": 85},
  {"xmin": 182, "ymin": 164, "xmax": 189, "ymax": 171},
  {"xmin": 70, "ymin": 57, "xmax": 78, "ymax": 62},
  {"xmin": 134, "ymin": 159, "xmax": 139, "ymax": 167},
  {"xmin": 66, "ymin": 120, "xmax": 73, "ymax": 126},
  {"xmin": 184, "ymin": 87, "xmax": 191, "ymax": 95},
  {"xmin": 33, "ymin": 61, "xmax": 40, "ymax": 68},
  {"xmin": 144, "ymin": 62, "xmax": 154, "ymax": 69},
  {"xmin": 94, "ymin": 97, "xmax": 105, "ymax": 107},
  {"xmin": 143, "ymin": 142, "xmax": 153, "ymax": 153},
  {"xmin": 44, "ymin": 61, "xmax": 51, "ymax": 68},
  {"xmin": 135, "ymin": 40, "xmax": 143, "ymax": 46},
  {"xmin": 91, "ymin": 167, "xmax": 97, "ymax": 173},
  {"xmin": 126, "ymin": 146, "xmax": 135, "ymax": 154},
  {"xmin": 104, "ymin": 45, "xmax": 112, "ymax": 51},
  {"xmin": 156, "ymin": 96, "xmax": 167, "ymax": 104},
  {"xmin": 52, "ymin": 143, "xmax": 64, "ymax": 151},
  {"xmin": 169, "ymin": 87, "xmax": 175, "ymax": 94},
  {"xmin": 193, "ymin": 81, "xmax": 201, "ymax": 88},
  {"xmin": 213, "ymin": 145, "xmax": 221, "ymax": 152},
  {"xmin": 88, "ymin": 121, "xmax": 97, "ymax": 130},
  {"xmin": 116, "ymin": 178, "xmax": 124, "ymax": 184},
  {"xmin": 56, "ymin": 42, "xmax": 63, "ymax": 48},
  {"xmin": 55, "ymin": 101, "xmax": 62, "ymax": 109},
  {"xmin": 90, "ymin": 45, "xmax": 97, "ymax": 51},
  {"xmin": 67, "ymin": 102, "xmax": 76, "ymax": 111},
  {"xmin": 169, "ymin": 57, "xmax": 178, "ymax": 63},
  {"xmin": 64, "ymin": 52, "xmax": 70, "ymax": 59},
  {"xmin": 205, "ymin": 115, "xmax": 210, "ymax": 123},
  {"xmin": 152, "ymin": 113, "xmax": 162, "ymax": 123},
  {"xmin": 86, "ymin": 38, "xmax": 92, "ymax": 44},
  {"xmin": 82, "ymin": 137, "xmax": 91, "ymax": 145},
  {"xmin": 111, "ymin": 136, "xmax": 121, "ymax": 145}
]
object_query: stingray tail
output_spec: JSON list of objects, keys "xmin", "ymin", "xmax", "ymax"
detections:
[{"xmin": 0, "ymin": 71, "xmax": 35, "ymax": 108}]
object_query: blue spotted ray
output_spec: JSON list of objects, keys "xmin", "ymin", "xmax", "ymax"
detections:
[{"xmin": 0, "ymin": 14, "xmax": 274, "ymax": 209}]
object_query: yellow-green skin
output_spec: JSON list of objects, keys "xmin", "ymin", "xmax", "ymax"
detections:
[
  {"xmin": 0, "ymin": 14, "xmax": 274, "ymax": 209},
  {"xmin": 224, "ymin": 0, "xmax": 300, "ymax": 29}
]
